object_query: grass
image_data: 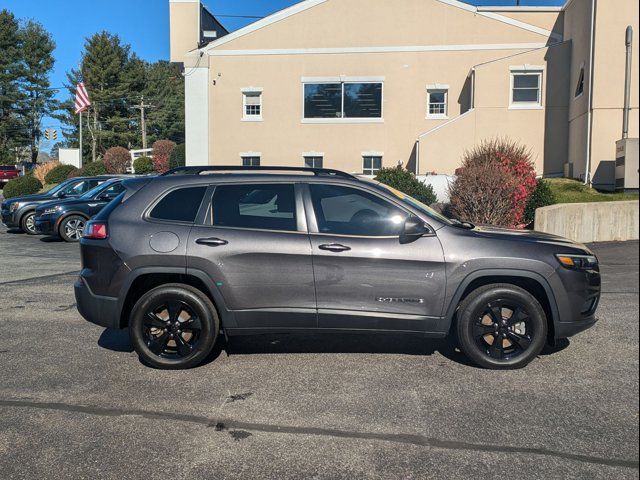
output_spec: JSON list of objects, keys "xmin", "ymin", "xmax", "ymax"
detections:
[{"xmin": 546, "ymin": 178, "xmax": 639, "ymax": 204}]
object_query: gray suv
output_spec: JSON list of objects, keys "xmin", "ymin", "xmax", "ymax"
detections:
[{"xmin": 75, "ymin": 167, "xmax": 601, "ymax": 370}]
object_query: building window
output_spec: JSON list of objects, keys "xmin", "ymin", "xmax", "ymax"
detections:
[
  {"xmin": 427, "ymin": 89, "xmax": 448, "ymax": 118},
  {"xmin": 304, "ymin": 156, "xmax": 323, "ymax": 168},
  {"xmin": 362, "ymin": 155, "xmax": 382, "ymax": 176},
  {"xmin": 242, "ymin": 156, "xmax": 260, "ymax": 167},
  {"xmin": 575, "ymin": 66, "xmax": 585, "ymax": 98},
  {"xmin": 242, "ymin": 89, "xmax": 262, "ymax": 121},
  {"xmin": 510, "ymin": 70, "xmax": 542, "ymax": 107},
  {"xmin": 303, "ymin": 80, "xmax": 383, "ymax": 121}
]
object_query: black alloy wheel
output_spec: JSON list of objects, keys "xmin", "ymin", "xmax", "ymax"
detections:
[
  {"xmin": 129, "ymin": 284, "xmax": 219, "ymax": 369},
  {"xmin": 457, "ymin": 284, "xmax": 547, "ymax": 369}
]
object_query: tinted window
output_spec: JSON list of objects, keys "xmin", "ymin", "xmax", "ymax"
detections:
[
  {"xmin": 211, "ymin": 184, "xmax": 297, "ymax": 232},
  {"xmin": 149, "ymin": 186, "xmax": 206, "ymax": 223},
  {"xmin": 310, "ymin": 184, "xmax": 408, "ymax": 236},
  {"xmin": 60, "ymin": 180, "xmax": 90, "ymax": 196},
  {"xmin": 100, "ymin": 182, "xmax": 125, "ymax": 199}
]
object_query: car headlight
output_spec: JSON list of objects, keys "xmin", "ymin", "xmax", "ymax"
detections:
[
  {"xmin": 42, "ymin": 207, "xmax": 59, "ymax": 216},
  {"xmin": 9, "ymin": 202, "xmax": 21, "ymax": 213},
  {"xmin": 556, "ymin": 254, "xmax": 598, "ymax": 270}
]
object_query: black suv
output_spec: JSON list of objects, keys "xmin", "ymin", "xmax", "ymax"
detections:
[
  {"xmin": 75, "ymin": 167, "xmax": 600, "ymax": 370},
  {"xmin": 34, "ymin": 177, "xmax": 128, "ymax": 242},
  {"xmin": 1, "ymin": 176, "xmax": 113, "ymax": 235}
]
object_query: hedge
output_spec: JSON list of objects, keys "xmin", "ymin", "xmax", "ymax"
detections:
[
  {"xmin": 45, "ymin": 164, "xmax": 78, "ymax": 185},
  {"xmin": 69, "ymin": 160, "xmax": 107, "ymax": 179},
  {"xmin": 133, "ymin": 156, "xmax": 155, "ymax": 174},
  {"xmin": 169, "ymin": 143, "xmax": 186, "ymax": 170},
  {"xmin": 374, "ymin": 167, "xmax": 437, "ymax": 205},
  {"xmin": 2, "ymin": 175, "xmax": 43, "ymax": 199}
]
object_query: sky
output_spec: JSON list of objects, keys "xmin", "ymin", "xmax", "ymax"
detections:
[{"xmin": 2, "ymin": 0, "xmax": 565, "ymax": 151}]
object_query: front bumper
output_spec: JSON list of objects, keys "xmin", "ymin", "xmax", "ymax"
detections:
[
  {"xmin": 34, "ymin": 216, "xmax": 57, "ymax": 235},
  {"xmin": 553, "ymin": 266, "xmax": 601, "ymax": 340},
  {"xmin": 74, "ymin": 276, "xmax": 121, "ymax": 329},
  {"xmin": 1, "ymin": 209, "xmax": 18, "ymax": 228}
]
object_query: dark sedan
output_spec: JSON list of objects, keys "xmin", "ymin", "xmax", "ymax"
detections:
[
  {"xmin": 34, "ymin": 178, "xmax": 127, "ymax": 242},
  {"xmin": 1, "ymin": 176, "xmax": 113, "ymax": 235}
]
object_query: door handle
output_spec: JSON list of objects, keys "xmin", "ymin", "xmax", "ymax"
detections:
[
  {"xmin": 318, "ymin": 243, "xmax": 351, "ymax": 253},
  {"xmin": 196, "ymin": 237, "xmax": 228, "ymax": 247}
]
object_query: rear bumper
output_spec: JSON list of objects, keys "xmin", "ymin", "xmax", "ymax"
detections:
[{"xmin": 74, "ymin": 276, "xmax": 121, "ymax": 329}]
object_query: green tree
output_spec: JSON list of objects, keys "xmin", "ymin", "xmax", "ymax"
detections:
[
  {"xmin": 20, "ymin": 20, "xmax": 57, "ymax": 164},
  {"xmin": 143, "ymin": 61, "xmax": 185, "ymax": 145},
  {"xmin": 0, "ymin": 10, "xmax": 25, "ymax": 164}
]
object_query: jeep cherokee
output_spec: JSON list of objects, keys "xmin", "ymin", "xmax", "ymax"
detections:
[{"xmin": 75, "ymin": 167, "xmax": 600, "ymax": 369}]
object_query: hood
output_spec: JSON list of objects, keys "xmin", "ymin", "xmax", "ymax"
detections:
[
  {"xmin": 36, "ymin": 197, "xmax": 86, "ymax": 212},
  {"xmin": 470, "ymin": 225, "xmax": 591, "ymax": 253},
  {"xmin": 3, "ymin": 193, "xmax": 54, "ymax": 206}
]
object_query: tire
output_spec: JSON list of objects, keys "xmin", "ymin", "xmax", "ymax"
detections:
[
  {"xmin": 129, "ymin": 284, "xmax": 219, "ymax": 369},
  {"xmin": 59, "ymin": 215, "xmax": 87, "ymax": 242},
  {"xmin": 456, "ymin": 284, "xmax": 548, "ymax": 370},
  {"xmin": 20, "ymin": 211, "xmax": 38, "ymax": 235}
]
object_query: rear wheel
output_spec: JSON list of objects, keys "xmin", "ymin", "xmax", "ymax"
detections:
[
  {"xmin": 129, "ymin": 284, "xmax": 219, "ymax": 369},
  {"xmin": 21, "ymin": 211, "xmax": 37, "ymax": 235},
  {"xmin": 456, "ymin": 284, "xmax": 547, "ymax": 369},
  {"xmin": 59, "ymin": 215, "xmax": 86, "ymax": 242}
]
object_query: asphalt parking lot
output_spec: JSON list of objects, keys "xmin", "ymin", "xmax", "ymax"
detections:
[{"xmin": 0, "ymin": 223, "xmax": 638, "ymax": 479}]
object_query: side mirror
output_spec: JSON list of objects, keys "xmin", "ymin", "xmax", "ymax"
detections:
[
  {"xmin": 57, "ymin": 192, "xmax": 66, "ymax": 198},
  {"xmin": 400, "ymin": 216, "xmax": 431, "ymax": 244},
  {"xmin": 97, "ymin": 194, "xmax": 112, "ymax": 201}
]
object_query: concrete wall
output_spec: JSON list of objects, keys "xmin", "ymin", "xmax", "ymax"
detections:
[
  {"xmin": 535, "ymin": 200, "xmax": 640, "ymax": 243},
  {"xmin": 169, "ymin": 0, "xmax": 200, "ymax": 63}
]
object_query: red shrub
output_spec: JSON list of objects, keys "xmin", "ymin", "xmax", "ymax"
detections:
[
  {"xmin": 152, "ymin": 140, "xmax": 176, "ymax": 174},
  {"xmin": 103, "ymin": 147, "xmax": 131, "ymax": 174},
  {"xmin": 449, "ymin": 139, "xmax": 537, "ymax": 227}
]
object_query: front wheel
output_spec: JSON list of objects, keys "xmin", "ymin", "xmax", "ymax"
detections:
[
  {"xmin": 59, "ymin": 215, "xmax": 87, "ymax": 242},
  {"xmin": 129, "ymin": 284, "xmax": 219, "ymax": 369},
  {"xmin": 456, "ymin": 284, "xmax": 548, "ymax": 369},
  {"xmin": 21, "ymin": 211, "xmax": 38, "ymax": 235}
]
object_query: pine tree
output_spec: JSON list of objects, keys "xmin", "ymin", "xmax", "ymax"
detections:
[
  {"xmin": 20, "ymin": 20, "xmax": 57, "ymax": 164},
  {"xmin": 0, "ymin": 10, "xmax": 25, "ymax": 164},
  {"xmin": 143, "ymin": 61, "xmax": 185, "ymax": 145}
]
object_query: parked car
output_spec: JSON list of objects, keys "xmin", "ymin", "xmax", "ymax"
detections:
[
  {"xmin": 34, "ymin": 177, "xmax": 128, "ymax": 242},
  {"xmin": 75, "ymin": 166, "xmax": 601, "ymax": 370},
  {"xmin": 0, "ymin": 165, "xmax": 21, "ymax": 184},
  {"xmin": 1, "ymin": 176, "xmax": 114, "ymax": 235}
]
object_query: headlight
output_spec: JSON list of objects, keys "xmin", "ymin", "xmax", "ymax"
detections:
[
  {"xmin": 42, "ymin": 207, "xmax": 59, "ymax": 216},
  {"xmin": 556, "ymin": 254, "xmax": 598, "ymax": 270},
  {"xmin": 9, "ymin": 202, "xmax": 21, "ymax": 213}
]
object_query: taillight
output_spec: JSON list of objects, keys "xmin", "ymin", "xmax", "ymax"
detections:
[{"xmin": 83, "ymin": 221, "xmax": 108, "ymax": 240}]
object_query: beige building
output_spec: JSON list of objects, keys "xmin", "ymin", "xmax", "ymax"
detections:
[{"xmin": 169, "ymin": 0, "xmax": 638, "ymax": 189}]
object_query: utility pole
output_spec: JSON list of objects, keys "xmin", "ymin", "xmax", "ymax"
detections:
[{"xmin": 131, "ymin": 96, "xmax": 155, "ymax": 150}]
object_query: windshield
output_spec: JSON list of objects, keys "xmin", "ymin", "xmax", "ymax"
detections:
[
  {"xmin": 374, "ymin": 182, "xmax": 453, "ymax": 225},
  {"xmin": 80, "ymin": 181, "xmax": 111, "ymax": 199}
]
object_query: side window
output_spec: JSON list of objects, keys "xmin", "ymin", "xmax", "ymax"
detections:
[
  {"xmin": 101, "ymin": 183, "xmax": 125, "ymax": 199},
  {"xmin": 211, "ymin": 184, "xmax": 297, "ymax": 232},
  {"xmin": 149, "ymin": 186, "xmax": 207, "ymax": 223},
  {"xmin": 309, "ymin": 184, "xmax": 408, "ymax": 236}
]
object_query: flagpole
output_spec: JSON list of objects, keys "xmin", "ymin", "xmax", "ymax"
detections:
[{"xmin": 79, "ymin": 111, "xmax": 83, "ymax": 167}]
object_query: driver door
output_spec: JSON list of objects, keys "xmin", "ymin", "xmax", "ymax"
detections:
[{"xmin": 305, "ymin": 183, "xmax": 446, "ymax": 332}]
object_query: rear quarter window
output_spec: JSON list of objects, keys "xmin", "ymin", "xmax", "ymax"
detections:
[{"xmin": 149, "ymin": 186, "xmax": 207, "ymax": 223}]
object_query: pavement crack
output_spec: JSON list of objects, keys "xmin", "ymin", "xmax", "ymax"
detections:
[
  {"xmin": 0, "ymin": 271, "xmax": 80, "ymax": 286},
  {"xmin": 0, "ymin": 398, "xmax": 637, "ymax": 470}
]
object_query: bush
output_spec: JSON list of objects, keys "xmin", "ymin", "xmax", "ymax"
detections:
[
  {"xmin": 45, "ymin": 164, "xmax": 78, "ymax": 184},
  {"xmin": 32, "ymin": 161, "xmax": 60, "ymax": 185},
  {"xmin": 2, "ymin": 175, "xmax": 42, "ymax": 199},
  {"xmin": 169, "ymin": 143, "xmax": 186, "ymax": 170},
  {"xmin": 152, "ymin": 140, "xmax": 176, "ymax": 174},
  {"xmin": 104, "ymin": 147, "xmax": 131, "ymax": 174},
  {"xmin": 374, "ymin": 167, "xmax": 437, "ymax": 205},
  {"xmin": 133, "ymin": 156, "xmax": 154, "ymax": 174},
  {"xmin": 524, "ymin": 179, "xmax": 557, "ymax": 225},
  {"xmin": 68, "ymin": 160, "xmax": 107, "ymax": 179},
  {"xmin": 449, "ymin": 138, "xmax": 537, "ymax": 227}
]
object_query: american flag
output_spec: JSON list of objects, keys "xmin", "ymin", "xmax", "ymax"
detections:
[{"xmin": 74, "ymin": 82, "xmax": 91, "ymax": 114}]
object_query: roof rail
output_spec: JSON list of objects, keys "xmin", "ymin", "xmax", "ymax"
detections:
[{"xmin": 161, "ymin": 165, "xmax": 357, "ymax": 179}]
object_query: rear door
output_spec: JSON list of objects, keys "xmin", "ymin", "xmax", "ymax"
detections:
[
  {"xmin": 187, "ymin": 182, "xmax": 317, "ymax": 329},
  {"xmin": 305, "ymin": 182, "xmax": 446, "ymax": 332}
]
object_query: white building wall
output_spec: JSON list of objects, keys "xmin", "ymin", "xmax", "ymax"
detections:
[{"xmin": 185, "ymin": 67, "xmax": 209, "ymax": 166}]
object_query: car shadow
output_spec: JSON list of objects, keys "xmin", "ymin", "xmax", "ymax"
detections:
[
  {"xmin": 97, "ymin": 330, "xmax": 566, "ymax": 369},
  {"xmin": 39, "ymin": 235, "xmax": 64, "ymax": 243},
  {"xmin": 5, "ymin": 228, "xmax": 24, "ymax": 234}
]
